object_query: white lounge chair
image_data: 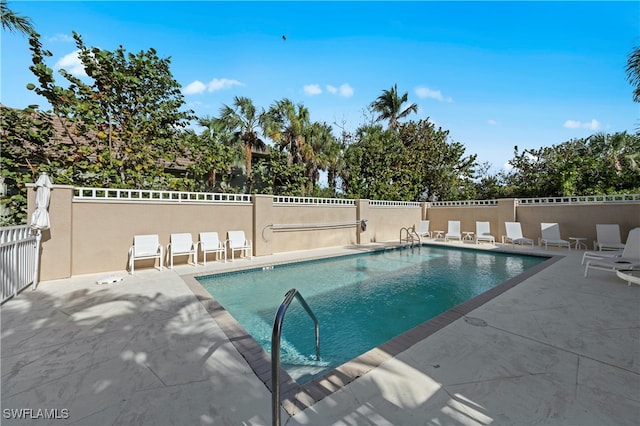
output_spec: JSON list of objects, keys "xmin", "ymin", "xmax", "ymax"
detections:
[
  {"xmin": 445, "ymin": 220, "xmax": 462, "ymax": 242},
  {"xmin": 585, "ymin": 228, "xmax": 640, "ymax": 278},
  {"xmin": 167, "ymin": 233, "xmax": 198, "ymax": 269},
  {"xmin": 540, "ymin": 223, "xmax": 570, "ymax": 251},
  {"xmin": 581, "ymin": 248, "xmax": 624, "ymax": 265},
  {"xmin": 594, "ymin": 224, "xmax": 625, "ymax": 251},
  {"xmin": 128, "ymin": 234, "xmax": 163, "ymax": 274},
  {"xmin": 199, "ymin": 231, "xmax": 226, "ymax": 264},
  {"xmin": 415, "ymin": 220, "xmax": 431, "ymax": 239},
  {"xmin": 227, "ymin": 230, "xmax": 252, "ymax": 261},
  {"xmin": 502, "ymin": 222, "xmax": 534, "ymax": 247},
  {"xmin": 475, "ymin": 221, "xmax": 495, "ymax": 244}
]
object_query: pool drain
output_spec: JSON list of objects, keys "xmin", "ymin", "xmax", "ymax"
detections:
[{"xmin": 464, "ymin": 316, "xmax": 488, "ymax": 327}]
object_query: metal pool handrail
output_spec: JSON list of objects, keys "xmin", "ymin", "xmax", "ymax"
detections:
[
  {"xmin": 271, "ymin": 288, "xmax": 320, "ymax": 426},
  {"xmin": 400, "ymin": 226, "xmax": 421, "ymax": 247}
]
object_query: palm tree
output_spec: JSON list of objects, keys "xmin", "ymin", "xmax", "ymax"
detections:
[
  {"xmin": 261, "ymin": 98, "xmax": 310, "ymax": 165},
  {"xmin": 587, "ymin": 131, "xmax": 637, "ymax": 175},
  {"xmin": 302, "ymin": 121, "xmax": 337, "ymax": 194},
  {"xmin": 370, "ymin": 84, "xmax": 418, "ymax": 130},
  {"xmin": 1, "ymin": 0, "xmax": 34, "ymax": 35},
  {"xmin": 324, "ymin": 137, "xmax": 345, "ymax": 196},
  {"xmin": 626, "ymin": 45, "xmax": 640, "ymax": 103},
  {"xmin": 218, "ymin": 97, "xmax": 267, "ymax": 185}
]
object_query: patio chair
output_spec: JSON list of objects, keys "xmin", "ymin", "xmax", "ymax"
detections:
[
  {"xmin": 445, "ymin": 220, "xmax": 462, "ymax": 242},
  {"xmin": 475, "ymin": 221, "xmax": 495, "ymax": 244},
  {"xmin": 415, "ymin": 220, "xmax": 431, "ymax": 239},
  {"xmin": 540, "ymin": 223, "xmax": 570, "ymax": 251},
  {"xmin": 167, "ymin": 233, "xmax": 198, "ymax": 269},
  {"xmin": 227, "ymin": 230, "xmax": 252, "ymax": 261},
  {"xmin": 594, "ymin": 224, "xmax": 626, "ymax": 251},
  {"xmin": 199, "ymin": 231, "xmax": 226, "ymax": 264},
  {"xmin": 584, "ymin": 228, "xmax": 640, "ymax": 278},
  {"xmin": 128, "ymin": 234, "xmax": 163, "ymax": 274},
  {"xmin": 581, "ymin": 249, "xmax": 623, "ymax": 265},
  {"xmin": 502, "ymin": 222, "xmax": 534, "ymax": 247}
]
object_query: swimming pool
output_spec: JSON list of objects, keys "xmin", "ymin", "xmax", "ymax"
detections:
[{"xmin": 195, "ymin": 245, "xmax": 547, "ymax": 384}]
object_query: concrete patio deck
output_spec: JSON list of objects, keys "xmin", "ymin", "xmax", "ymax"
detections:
[{"xmin": 1, "ymin": 243, "xmax": 639, "ymax": 425}]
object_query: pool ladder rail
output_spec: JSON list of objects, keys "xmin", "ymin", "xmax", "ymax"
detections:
[
  {"xmin": 271, "ymin": 288, "xmax": 320, "ymax": 426},
  {"xmin": 400, "ymin": 226, "xmax": 421, "ymax": 247}
]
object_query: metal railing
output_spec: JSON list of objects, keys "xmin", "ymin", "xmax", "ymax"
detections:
[
  {"xmin": 400, "ymin": 226, "xmax": 421, "ymax": 247},
  {"xmin": 268, "ymin": 221, "xmax": 359, "ymax": 231},
  {"xmin": 1, "ymin": 225, "xmax": 37, "ymax": 304},
  {"xmin": 271, "ymin": 289, "xmax": 320, "ymax": 426}
]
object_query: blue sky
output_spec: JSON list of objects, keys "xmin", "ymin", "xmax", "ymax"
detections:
[{"xmin": 2, "ymin": 1, "xmax": 639, "ymax": 171}]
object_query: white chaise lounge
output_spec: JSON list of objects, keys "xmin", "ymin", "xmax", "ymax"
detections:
[
  {"xmin": 445, "ymin": 220, "xmax": 462, "ymax": 242},
  {"xmin": 594, "ymin": 224, "xmax": 626, "ymax": 251},
  {"xmin": 129, "ymin": 234, "xmax": 163, "ymax": 274},
  {"xmin": 540, "ymin": 223, "xmax": 570, "ymax": 251},
  {"xmin": 475, "ymin": 221, "xmax": 495, "ymax": 244},
  {"xmin": 502, "ymin": 222, "xmax": 534, "ymax": 247},
  {"xmin": 415, "ymin": 220, "xmax": 431, "ymax": 239},
  {"xmin": 584, "ymin": 228, "xmax": 640, "ymax": 279}
]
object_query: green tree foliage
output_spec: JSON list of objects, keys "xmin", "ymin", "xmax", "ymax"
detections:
[
  {"xmin": 217, "ymin": 96, "xmax": 267, "ymax": 191},
  {"xmin": 626, "ymin": 45, "xmax": 640, "ymax": 104},
  {"xmin": 0, "ymin": 0, "xmax": 34, "ymax": 36},
  {"xmin": 261, "ymin": 98, "xmax": 310, "ymax": 165},
  {"xmin": 195, "ymin": 115, "xmax": 239, "ymax": 191},
  {"xmin": 26, "ymin": 31, "xmax": 195, "ymax": 188},
  {"xmin": 0, "ymin": 106, "xmax": 54, "ymax": 225},
  {"xmin": 302, "ymin": 121, "xmax": 338, "ymax": 195},
  {"xmin": 342, "ymin": 125, "xmax": 400, "ymax": 199},
  {"xmin": 252, "ymin": 147, "xmax": 308, "ymax": 196},
  {"xmin": 399, "ymin": 119, "xmax": 477, "ymax": 201},
  {"xmin": 503, "ymin": 132, "xmax": 640, "ymax": 197},
  {"xmin": 180, "ymin": 129, "xmax": 235, "ymax": 192},
  {"xmin": 341, "ymin": 120, "xmax": 477, "ymax": 201},
  {"xmin": 370, "ymin": 84, "xmax": 418, "ymax": 130}
]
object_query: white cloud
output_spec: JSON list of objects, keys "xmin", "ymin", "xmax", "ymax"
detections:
[
  {"xmin": 183, "ymin": 78, "xmax": 244, "ymax": 95},
  {"xmin": 415, "ymin": 86, "xmax": 453, "ymax": 103},
  {"xmin": 326, "ymin": 85, "xmax": 337, "ymax": 94},
  {"xmin": 338, "ymin": 83, "xmax": 354, "ymax": 97},
  {"xmin": 55, "ymin": 50, "xmax": 87, "ymax": 77},
  {"xmin": 183, "ymin": 80, "xmax": 207, "ymax": 95},
  {"xmin": 207, "ymin": 78, "xmax": 244, "ymax": 92},
  {"xmin": 47, "ymin": 33, "xmax": 74, "ymax": 43},
  {"xmin": 487, "ymin": 119, "xmax": 497, "ymax": 125},
  {"xmin": 563, "ymin": 119, "xmax": 600, "ymax": 130},
  {"xmin": 303, "ymin": 84, "xmax": 322, "ymax": 95}
]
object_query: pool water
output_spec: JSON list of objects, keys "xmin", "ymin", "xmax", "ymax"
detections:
[{"xmin": 196, "ymin": 246, "xmax": 545, "ymax": 383}]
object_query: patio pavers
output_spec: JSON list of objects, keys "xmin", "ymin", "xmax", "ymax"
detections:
[{"xmin": 1, "ymin": 244, "xmax": 639, "ymax": 425}]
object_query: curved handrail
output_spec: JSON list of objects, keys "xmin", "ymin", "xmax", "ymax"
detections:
[
  {"xmin": 400, "ymin": 226, "xmax": 421, "ymax": 246},
  {"xmin": 271, "ymin": 288, "xmax": 320, "ymax": 426}
]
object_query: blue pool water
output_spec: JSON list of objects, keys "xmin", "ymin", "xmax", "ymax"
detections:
[{"xmin": 196, "ymin": 246, "xmax": 545, "ymax": 383}]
